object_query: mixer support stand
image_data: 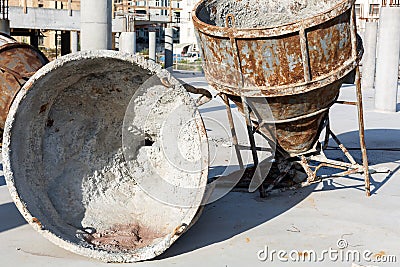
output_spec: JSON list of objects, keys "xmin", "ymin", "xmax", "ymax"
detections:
[
  {"xmin": 355, "ymin": 65, "xmax": 371, "ymax": 196},
  {"xmin": 241, "ymin": 95, "xmax": 266, "ymax": 198},
  {"xmin": 222, "ymin": 94, "xmax": 244, "ymax": 170},
  {"xmin": 299, "ymin": 65, "xmax": 371, "ymax": 196}
]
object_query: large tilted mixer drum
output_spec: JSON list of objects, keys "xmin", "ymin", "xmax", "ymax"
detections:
[
  {"xmin": 193, "ymin": 0, "xmax": 359, "ymax": 156},
  {"xmin": 3, "ymin": 51, "xmax": 209, "ymax": 262}
]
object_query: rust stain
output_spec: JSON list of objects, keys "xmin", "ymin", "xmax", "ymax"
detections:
[
  {"xmin": 245, "ymin": 237, "xmax": 250, "ymax": 243},
  {"xmin": 0, "ymin": 42, "xmax": 48, "ymax": 132},
  {"xmin": 39, "ymin": 103, "xmax": 49, "ymax": 114},
  {"xmin": 85, "ymin": 223, "xmax": 162, "ymax": 252},
  {"xmin": 31, "ymin": 217, "xmax": 43, "ymax": 229},
  {"xmin": 173, "ymin": 224, "xmax": 187, "ymax": 236}
]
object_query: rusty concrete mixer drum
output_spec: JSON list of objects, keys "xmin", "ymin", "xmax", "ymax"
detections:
[
  {"xmin": 3, "ymin": 51, "xmax": 209, "ymax": 262},
  {"xmin": 0, "ymin": 32, "xmax": 49, "ymax": 137},
  {"xmin": 193, "ymin": 0, "xmax": 359, "ymax": 156}
]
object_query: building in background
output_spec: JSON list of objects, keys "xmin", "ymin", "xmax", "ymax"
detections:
[{"xmin": 4, "ymin": 0, "xmax": 396, "ymax": 60}]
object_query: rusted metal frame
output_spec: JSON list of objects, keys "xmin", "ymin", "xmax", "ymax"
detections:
[
  {"xmin": 351, "ymin": 4, "xmax": 371, "ymax": 196},
  {"xmin": 313, "ymin": 162, "xmax": 349, "ymax": 173},
  {"xmin": 241, "ymin": 95, "xmax": 266, "ymax": 197},
  {"xmin": 329, "ymin": 130, "xmax": 358, "ymax": 165},
  {"xmin": 355, "ymin": 65, "xmax": 371, "ymax": 196},
  {"xmin": 310, "ymin": 154, "xmax": 361, "ymax": 170},
  {"xmin": 237, "ymin": 145, "xmax": 273, "ymax": 152},
  {"xmin": 300, "ymin": 156, "xmax": 316, "ymax": 182},
  {"xmin": 259, "ymin": 107, "xmax": 329, "ymax": 125},
  {"xmin": 221, "ymin": 93, "xmax": 244, "ymax": 170},
  {"xmin": 335, "ymin": 100, "xmax": 357, "ymax": 105},
  {"xmin": 300, "ymin": 155, "xmax": 361, "ymax": 184},
  {"xmin": 192, "ymin": 0, "xmax": 354, "ymax": 39},
  {"xmin": 206, "ymin": 59, "xmax": 357, "ymax": 97},
  {"xmin": 228, "ymin": 33, "xmax": 266, "ymax": 197},
  {"xmin": 299, "ymin": 26, "xmax": 311, "ymax": 82},
  {"xmin": 323, "ymin": 117, "xmax": 330, "ymax": 150}
]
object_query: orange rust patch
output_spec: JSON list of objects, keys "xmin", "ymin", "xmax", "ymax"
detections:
[{"xmin": 31, "ymin": 217, "xmax": 43, "ymax": 229}]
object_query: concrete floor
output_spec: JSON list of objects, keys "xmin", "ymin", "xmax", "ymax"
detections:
[{"xmin": 0, "ymin": 71, "xmax": 399, "ymax": 267}]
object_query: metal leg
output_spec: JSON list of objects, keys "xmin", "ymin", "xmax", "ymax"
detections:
[
  {"xmin": 221, "ymin": 94, "xmax": 244, "ymax": 170},
  {"xmin": 323, "ymin": 118, "xmax": 330, "ymax": 150},
  {"xmin": 355, "ymin": 65, "xmax": 371, "ymax": 196},
  {"xmin": 329, "ymin": 130, "xmax": 357, "ymax": 165},
  {"xmin": 241, "ymin": 95, "xmax": 266, "ymax": 198}
]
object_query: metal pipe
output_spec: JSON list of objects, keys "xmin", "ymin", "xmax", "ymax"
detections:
[
  {"xmin": 299, "ymin": 26, "xmax": 311, "ymax": 82},
  {"xmin": 221, "ymin": 94, "xmax": 244, "ymax": 170},
  {"xmin": 241, "ymin": 95, "xmax": 266, "ymax": 197},
  {"xmin": 355, "ymin": 65, "xmax": 371, "ymax": 197}
]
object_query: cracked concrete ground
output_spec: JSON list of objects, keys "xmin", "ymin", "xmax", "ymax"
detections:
[{"xmin": 0, "ymin": 71, "xmax": 399, "ymax": 267}]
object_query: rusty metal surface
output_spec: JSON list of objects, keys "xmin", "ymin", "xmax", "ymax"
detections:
[
  {"xmin": 193, "ymin": 0, "xmax": 358, "ymax": 155},
  {"xmin": 0, "ymin": 42, "xmax": 49, "ymax": 132},
  {"xmin": 226, "ymin": 78, "xmax": 342, "ymax": 154},
  {"xmin": 193, "ymin": 0, "xmax": 357, "ymax": 97}
]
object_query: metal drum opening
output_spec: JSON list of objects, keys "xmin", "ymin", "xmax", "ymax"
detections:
[{"xmin": 3, "ymin": 51, "xmax": 209, "ymax": 262}]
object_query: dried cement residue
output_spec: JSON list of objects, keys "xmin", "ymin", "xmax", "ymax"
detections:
[
  {"xmin": 83, "ymin": 223, "xmax": 162, "ymax": 252},
  {"xmin": 4, "ymin": 52, "xmax": 207, "ymax": 262},
  {"xmin": 25, "ymin": 55, "xmax": 205, "ymax": 252},
  {"xmin": 198, "ymin": 0, "xmax": 341, "ymax": 28}
]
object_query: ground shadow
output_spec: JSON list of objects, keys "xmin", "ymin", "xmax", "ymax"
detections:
[
  {"xmin": 159, "ymin": 129, "xmax": 400, "ymax": 258},
  {"xmin": 324, "ymin": 128, "xmax": 400, "ymax": 165},
  {"xmin": 0, "ymin": 202, "xmax": 27, "ymax": 233},
  {"xmin": 158, "ymin": 179, "xmax": 316, "ymax": 259},
  {"xmin": 323, "ymin": 129, "xmax": 400, "ymax": 195}
]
